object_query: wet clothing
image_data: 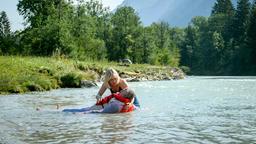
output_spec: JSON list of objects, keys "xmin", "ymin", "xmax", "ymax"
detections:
[
  {"xmin": 62, "ymin": 107, "xmax": 93, "ymax": 113},
  {"xmin": 63, "ymin": 79, "xmax": 140, "ymax": 113},
  {"xmin": 109, "ymin": 80, "xmax": 140, "ymax": 108},
  {"xmin": 63, "ymin": 93, "xmax": 134, "ymax": 113},
  {"xmin": 96, "ymin": 93, "xmax": 135, "ymax": 113},
  {"xmin": 133, "ymin": 97, "xmax": 140, "ymax": 108}
]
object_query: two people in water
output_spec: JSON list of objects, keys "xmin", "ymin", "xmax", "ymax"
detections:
[{"xmin": 63, "ymin": 68, "xmax": 140, "ymax": 113}]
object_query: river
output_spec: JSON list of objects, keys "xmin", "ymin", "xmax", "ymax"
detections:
[{"xmin": 0, "ymin": 76, "xmax": 256, "ymax": 143}]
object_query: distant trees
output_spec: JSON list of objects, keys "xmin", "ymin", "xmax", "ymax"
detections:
[
  {"xmin": 246, "ymin": 0, "xmax": 256, "ymax": 73},
  {"xmin": 148, "ymin": 22, "xmax": 180, "ymax": 66},
  {"xmin": 180, "ymin": 0, "xmax": 256, "ymax": 75},
  {"xmin": 1, "ymin": 0, "xmax": 256, "ymax": 75},
  {"xmin": 16, "ymin": 0, "xmax": 108, "ymax": 60},
  {"xmin": 1, "ymin": 0, "xmax": 180, "ymax": 67}
]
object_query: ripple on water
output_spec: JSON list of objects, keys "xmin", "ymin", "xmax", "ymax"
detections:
[{"xmin": 1, "ymin": 77, "xmax": 256, "ymax": 143}]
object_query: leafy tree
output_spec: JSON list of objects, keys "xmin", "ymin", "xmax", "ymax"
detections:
[
  {"xmin": 147, "ymin": 22, "xmax": 180, "ymax": 66},
  {"xmin": 169, "ymin": 27, "xmax": 185, "ymax": 51},
  {"xmin": 110, "ymin": 6, "xmax": 141, "ymax": 61},
  {"xmin": 151, "ymin": 22, "xmax": 170, "ymax": 49},
  {"xmin": 67, "ymin": 0, "xmax": 108, "ymax": 60},
  {"xmin": 130, "ymin": 26, "xmax": 147, "ymax": 63},
  {"xmin": 17, "ymin": 0, "xmax": 61, "ymax": 27},
  {"xmin": 84, "ymin": 0, "xmax": 111, "ymax": 40},
  {"xmin": 17, "ymin": 0, "xmax": 74, "ymax": 55},
  {"xmin": 70, "ymin": 1, "xmax": 97, "ymax": 59},
  {"xmin": 180, "ymin": 17, "xmax": 207, "ymax": 73}
]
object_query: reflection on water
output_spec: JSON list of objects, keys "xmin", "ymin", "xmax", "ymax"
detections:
[{"xmin": 0, "ymin": 77, "xmax": 256, "ymax": 143}]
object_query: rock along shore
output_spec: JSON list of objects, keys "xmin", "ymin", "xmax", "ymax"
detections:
[{"xmin": 81, "ymin": 67, "xmax": 185, "ymax": 88}]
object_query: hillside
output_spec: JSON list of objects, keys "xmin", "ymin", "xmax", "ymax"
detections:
[{"xmin": 118, "ymin": 0, "xmax": 240, "ymax": 27}]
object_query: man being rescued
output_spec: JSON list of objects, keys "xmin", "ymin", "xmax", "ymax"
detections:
[{"xmin": 62, "ymin": 88, "xmax": 136, "ymax": 113}]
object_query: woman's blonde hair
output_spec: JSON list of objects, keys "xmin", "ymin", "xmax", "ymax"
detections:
[{"xmin": 104, "ymin": 68, "xmax": 119, "ymax": 83}]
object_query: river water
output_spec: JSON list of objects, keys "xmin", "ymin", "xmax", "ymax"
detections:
[{"xmin": 0, "ymin": 76, "xmax": 256, "ymax": 144}]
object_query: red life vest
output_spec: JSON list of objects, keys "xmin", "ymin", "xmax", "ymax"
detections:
[{"xmin": 96, "ymin": 93, "xmax": 134, "ymax": 113}]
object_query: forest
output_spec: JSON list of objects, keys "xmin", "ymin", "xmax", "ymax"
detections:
[{"xmin": 0, "ymin": 0, "xmax": 256, "ymax": 75}]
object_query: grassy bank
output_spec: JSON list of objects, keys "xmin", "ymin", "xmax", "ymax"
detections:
[{"xmin": 0, "ymin": 56, "xmax": 184, "ymax": 94}]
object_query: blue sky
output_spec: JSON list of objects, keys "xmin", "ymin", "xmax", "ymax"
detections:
[{"xmin": 0, "ymin": 0, "xmax": 124, "ymax": 31}]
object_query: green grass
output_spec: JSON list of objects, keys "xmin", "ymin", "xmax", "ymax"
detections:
[{"xmin": 0, "ymin": 56, "xmax": 181, "ymax": 94}]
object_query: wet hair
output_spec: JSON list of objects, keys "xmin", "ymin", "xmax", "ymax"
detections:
[
  {"xmin": 104, "ymin": 68, "xmax": 119, "ymax": 83},
  {"xmin": 120, "ymin": 88, "xmax": 135, "ymax": 100}
]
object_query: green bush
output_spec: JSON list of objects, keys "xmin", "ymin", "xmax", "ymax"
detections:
[
  {"xmin": 8, "ymin": 85, "xmax": 25, "ymax": 93},
  {"xmin": 24, "ymin": 82, "xmax": 44, "ymax": 91},
  {"xmin": 60, "ymin": 72, "xmax": 82, "ymax": 88},
  {"xmin": 38, "ymin": 66, "xmax": 55, "ymax": 76},
  {"xmin": 180, "ymin": 66, "xmax": 190, "ymax": 74}
]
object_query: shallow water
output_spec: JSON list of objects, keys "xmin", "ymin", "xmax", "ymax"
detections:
[{"xmin": 1, "ymin": 76, "xmax": 256, "ymax": 143}]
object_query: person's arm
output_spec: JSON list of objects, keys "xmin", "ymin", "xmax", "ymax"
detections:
[
  {"xmin": 113, "ymin": 93, "xmax": 131, "ymax": 104},
  {"xmin": 96, "ymin": 94, "xmax": 113, "ymax": 105},
  {"xmin": 96, "ymin": 82, "xmax": 108, "ymax": 102}
]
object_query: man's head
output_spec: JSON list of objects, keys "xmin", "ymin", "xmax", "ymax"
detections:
[{"xmin": 120, "ymin": 88, "xmax": 135, "ymax": 99}]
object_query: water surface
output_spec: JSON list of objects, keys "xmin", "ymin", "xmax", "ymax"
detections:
[{"xmin": 0, "ymin": 76, "xmax": 256, "ymax": 143}]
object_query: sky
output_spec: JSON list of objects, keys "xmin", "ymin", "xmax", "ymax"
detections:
[{"xmin": 0, "ymin": 0, "xmax": 124, "ymax": 31}]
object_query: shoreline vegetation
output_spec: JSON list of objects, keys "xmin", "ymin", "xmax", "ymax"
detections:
[
  {"xmin": 1, "ymin": 0, "xmax": 256, "ymax": 82},
  {"xmin": 0, "ymin": 56, "xmax": 185, "ymax": 94}
]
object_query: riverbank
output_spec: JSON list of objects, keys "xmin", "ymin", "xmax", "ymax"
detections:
[{"xmin": 0, "ymin": 56, "xmax": 185, "ymax": 94}]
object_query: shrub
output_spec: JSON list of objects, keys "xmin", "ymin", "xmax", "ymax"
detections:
[
  {"xmin": 60, "ymin": 72, "xmax": 82, "ymax": 88},
  {"xmin": 24, "ymin": 82, "xmax": 43, "ymax": 91},
  {"xmin": 180, "ymin": 66, "xmax": 190, "ymax": 74}
]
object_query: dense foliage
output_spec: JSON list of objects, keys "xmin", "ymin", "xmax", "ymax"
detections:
[
  {"xmin": 180, "ymin": 0, "xmax": 256, "ymax": 75},
  {"xmin": 0, "ymin": 0, "xmax": 256, "ymax": 75}
]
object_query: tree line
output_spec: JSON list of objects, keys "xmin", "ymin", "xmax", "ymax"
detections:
[
  {"xmin": 0, "ymin": 0, "xmax": 255, "ymax": 75},
  {"xmin": 180, "ymin": 0, "xmax": 256, "ymax": 75}
]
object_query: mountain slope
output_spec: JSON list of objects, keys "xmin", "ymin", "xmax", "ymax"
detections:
[{"xmin": 118, "ymin": 0, "xmax": 241, "ymax": 27}]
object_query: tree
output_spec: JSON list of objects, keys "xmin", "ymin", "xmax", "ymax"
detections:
[
  {"xmin": 231, "ymin": 0, "xmax": 251, "ymax": 74},
  {"xmin": 0, "ymin": 11, "xmax": 13, "ymax": 54},
  {"xmin": 211, "ymin": 0, "xmax": 235, "ymax": 41},
  {"xmin": 212, "ymin": 0, "xmax": 235, "ymax": 16},
  {"xmin": 151, "ymin": 22, "xmax": 170, "ymax": 49},
  {"xmin": 17, "ymin": 0, "xmax": 68, "ymax": 55},
  {"xmin": 17, "ymin": 0, "xmax": 62, "ymax": 27},
  {"xmin": 84, "ymin": 0, "xmax": 111, "ymax": 40},
  {"xmin": 147, "ymin": 22, "xmax": 180, "ymax": 66},
  {"xmin": 181, "ymin": 25, "xmax": 200, "ymax": 71},
  {"xmin": 232, "ymin": 0, "xmax": 251, "ymax": 44},
  {"xmin": 0, "ymin": 11, "xmax": 11, "ymax": 37},
  {"xmin": 180, "ymin": 17, "xmax": 208, "ymax": 73},
  {"xmin": 247, "ymin": 0, "xmax": 256, "ymax": 74},
  {"xmin": 110, "ymin": 6, "xmax": 141, "ymax": 61}
]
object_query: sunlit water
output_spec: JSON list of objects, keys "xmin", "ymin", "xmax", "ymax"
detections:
[{"xmin": 1, "ymin": 76, "xmax": 256, "ymax": 144}]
